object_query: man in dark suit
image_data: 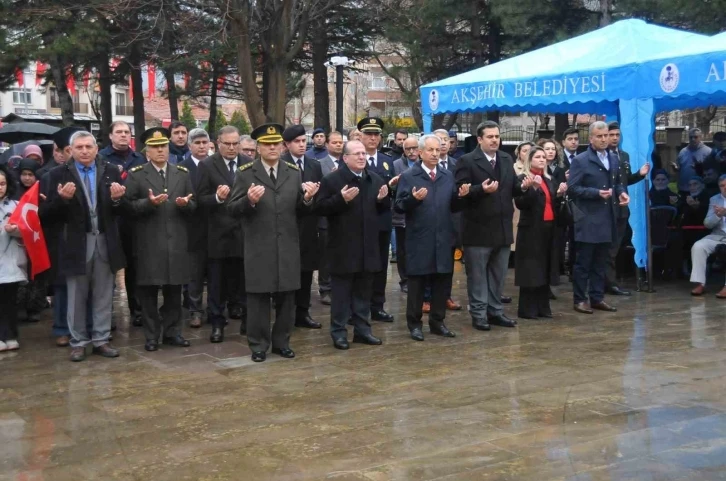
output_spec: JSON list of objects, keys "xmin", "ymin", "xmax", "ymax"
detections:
[
  {"xmin": 178, "ymin": 128, "xmax": 210, "ymax": 328},
  {"xmin": 124, "ymin": 128, "xmax": 196, "ymax": 352},
  {"xmin": 317, "ymin": 131, "xmax": 344, "ymax": 305},
  {"xmin": 358, "ymin": 117, "xmax": 395, "ymax": 322},
  {"xmin": 395, "ymin": 134, "xmax": 470, "ymax": 341},
  {"xmin": 197, "ymin": 126, "xmax": 251, "ymax": 343},
  {"xmin": 39, "ymin": 130, "xmax": 126, "ymax": 362},
  {"xmin": 455, "ymin": 121, "xmax": 534, "ymax": 331},
  {"xmin": 281, "ymin": 124, "xmax": 324, "ymax": 329},
  {"xmin": 315, "ymin": 140, "xmax": 390, "ymax": 350},
  {"xmin": 227, "ymin": 123, "xmax": 319, "ymax": 362},
  {"xmin": 605, "ymin": 121, "xmax": 649, "ymax": 297},
  {"xmin": 568, "ymin": 121, "xmax": 629, "ymax": 314},
  {"xmin": 391, "ymin": 136, "xmax": 420, "ymax": 293}
]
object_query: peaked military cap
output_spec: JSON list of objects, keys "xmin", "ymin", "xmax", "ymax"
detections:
[
  {"xmin": 53, "ymin": 126, "xmax": 86, "ymax": 149},
  {"xmin": 252, "ymin": 123, "xmax": 284, "ymax": 144},
  {"xmin": 357, "ymin": 117, "xmax": 384, "ymax": 133},
  {"xmin": 282, "ymin": 124, "xmax": 306, "ymax": 142},
  {"xmin": 141, "ymin": 127, "xmax": 170, "ymax": 146}
]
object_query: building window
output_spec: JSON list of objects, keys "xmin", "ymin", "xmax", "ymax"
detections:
[
  {"xmin": 371, "ymin": 77, "xmax": 387, "ymax": 90},
  {"xmin": 115, "ymin": 92, "xmax": 127, "ymax": 107},
  {"xmin": 12, "ymin": 90, "xmax": 32, "ymax": 104}
]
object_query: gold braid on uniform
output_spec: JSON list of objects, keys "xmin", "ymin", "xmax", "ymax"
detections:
[
  {"xmin": 176, "ymin": 165, "xmax": 189, "ymax": 172},
  {"xmin": 285, "ymin": 161, "xmax": 299, "ymax": 170},
  {"xmin": 130, "ymin": 165, "xmax": 144, "ymax": 172},
  {"xmin": 238, "ymin": 162, "xmax": 253, "ymax": 171}
]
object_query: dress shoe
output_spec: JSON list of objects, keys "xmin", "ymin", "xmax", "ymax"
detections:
[
  {"xmin": 430, "ymin": 325, "xmax": 456, "ymax": 337},
  {"xmin": 320, "ymin": 292, "xmax": 332, "ymax": 305},
  {"xmin": 446, "ymin": 298, "xmax": 462, "ymax": 310},
  {"xmin": 488, "ymin": 314, "xmax": 517, "ymax": 327},
  {"xmin": 333, "ymin": 337, "xmax": 350, "ymax": 350},
  {"xmin": 56, "ymin": 335, "xmax": 70, "ymax": 347},
  {"xmin": 190, "ymin": 312, "xmax": 203, "ymax": 328},
  {"xmin": 591, "ymin": 301, "xmax": 617, "ymax": 312},
  {"xmin": 163, "ymin": 335, "xmax": 191, "ymax": 347},
  {"xmin": 371, "ymin": 309, "xmax": 394, "ymax": 322},
  {"xmin": 517, "ymin": 312, "xmax": 538, "ymax": 320},
  {"xmin": 92, "ymin": 344, "xmax": 119, "ymax": 358},
  {"xmin": 607, "ymin": 286, "xmax": 631, "ymax": 296},
  {"xmin": 422, "ymin": 302, "xmax": 431, "ymax": 313},
  {"xmin": 538, "ymin": 311, "xmax": 553, "ymax": 319},
  {"xmin": 691, "ymin": 284, "xmax": 705, "ymax": 296},
  {"xmin": 228, "ymin": 307, "xmax": 244, "ymax": 320},
  {"xmin": 472, "ymin": 318, "xmax": 491, "ymax": 331},
  {"xmin": 353, "ymin": 332, "xmax": 382, "ymax": 345},
  {"xmin": 251, "ymin": 351, "xmax": 266, "ymax": 362},
  {"xmin": 716, "ymin": 286, "xmax": 726, "ymax": 299},
  {"xmin": 500, "ymin": 295, "xmax": 512, "ymax": 304},
  {"xmin": 410, "ymin": 328, "xmax": 424, "ymax": 341},
  {"xmin": 549, "ymin": 289, "xmax": 557, "ymax": 300},
  {"xmin": 145, "ymin": 340, "xmax": 159, "ymax": 351},
  {"xmin": 69, "ymin": 347, "xmax": 86, "ymax": 362},
  {"xmin": 272, "ymin": 347, "xmax": 295, "ymax": 358},
  {"xmin": 295, "ymin": 314, "xmax": 322, "ymax": 329},
  {"xmin": 210, "ymin": 328, "xmax": 224, "ymax": 343},
  {"xmin": 574, "ymin": 302, "xmax": 594, "ymax": 314},
  {"xmin": 132, "ymin": 313, "xmax": 143, "ymax": 327},
  {"xmin": 400, "ymin": 284, "xmax": 408, "ymax": 293}
]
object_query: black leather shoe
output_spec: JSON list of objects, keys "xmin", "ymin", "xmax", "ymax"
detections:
[
  {"xmin": 210, "ymin": 328, "xmax": 224, "ymax": 343},
  {"xmin": 517, "ymin": 312, "xmax": 538, "ymax": 320},
  {"xmin": 295, "ymin": 314, "xmax": 322, "ymax": 329},
  {"xmin": 488, "ymin": 314, "xmax": 517, "ymax": 327},
  {"xmin": 132, "ymin": 313, "xmax": 143, "ymax": 327},
  {"xmin": 607, "ymin": 286, "xmax": 631, "ymax": 296},
  {"xmin": 500, "ymin": 296, "xmax": 512, "ymax": 304},
  {"xmin": 251, "ymin": 351, "xmax": 266, "ymax": 362},
  {"xmin": 272, "ymin": 347, "xmax": 295, "ymax": 358},
  {"xmin": 591, "ymin": 301, "xmax": 617, "ymax": 312},
  {"xmin": 228, "ymin": 307, "xmax": 243, "ymax": 320},
  {"xmin": 144, "ymin": 340, "xmax": 159, "ymax": 352},
  {"xmin": 539, "ymin": 311, "xmax": 553, "ymax": 318},
  {"xmin": 472, "ymin": 318, "xmax": 491, "ymax": 331},
  {"xmin": 574, "ymin": 302, "xmax": 594, "ymax": 314},
  {"xmin": 430, "ymin": 325, "xmax": 456, "ymax": 338},
  {"xmin": 163, "ymin": 335, "xmax": 191, "ymax": 347},
  {"xmin": 410, "ymin": 328, "xmax": 424, "ymax": 341},
  {"xmin": 333, "ymin": 337, "xmax": 350, "ymax": 350},
  {"xmin": 371, "ymin": 309, "xmax": 394, "ymax": 322},
  {"xmin": 353, "ymin": 332, "xmax": 382, "ymax": 345}
]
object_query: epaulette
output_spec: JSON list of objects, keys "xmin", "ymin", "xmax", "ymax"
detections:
[
  {"xmin": 238, "ymin": 162, "xmax": 253, "ymax": 171},
  {"xmin": 176, "ymin": 165, "xmax": 188, "ymax": 172},
  {"xmin": 130, "ymin": 165, "xmax": 144, "ymax": 172},
  {"xmin": 285, "ymin": 161, "xmax": 299, "ymax": 171}
]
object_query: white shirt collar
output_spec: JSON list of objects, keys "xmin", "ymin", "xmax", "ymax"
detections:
[
  {"xmin": 263, "ymin": 160, "xmax": 279, "ymax": 175},
  {"xmin": 483, "ymin": 152, "xmax": 496, "ymax": 162},
  {"xmin": 421, "ymin": 163, "xmax": 437, "ymax": 176},
  {"xmin": 191, "ymin": 156, "xmax": 202, "ymax": 166}
]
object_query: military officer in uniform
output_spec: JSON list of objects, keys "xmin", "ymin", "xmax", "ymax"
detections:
[
  {"xmin": 227, "ymin": 124, "xmax": 319, "ymax": 362},
  {"xmin": 124, "ymin": 128, "xmax": 196, "ymax": 352}
]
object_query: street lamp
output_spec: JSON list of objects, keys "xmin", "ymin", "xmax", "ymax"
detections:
[{"xmin": 327, "ymin": 56, "xmax": 351, "ymax": 133}]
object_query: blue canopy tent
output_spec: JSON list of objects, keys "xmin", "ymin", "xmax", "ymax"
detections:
[{"xmin": 419, "ymin": 19, "xmax": 709, "ymax": 275}]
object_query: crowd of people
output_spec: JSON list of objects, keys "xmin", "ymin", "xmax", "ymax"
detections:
[{"xmin": 0, "ymin": 116, "xmax": 725, "ymax": 361}]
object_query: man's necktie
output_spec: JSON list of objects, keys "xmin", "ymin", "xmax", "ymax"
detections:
[
  {"xmin": 490, "ymin": 156, "xmax": 496, "ymax": 169},
  {"xmin": 228, "ymin": 160, "xmax": 236, "ymax": 176},
  {"xmin": 269, "ymin": 167, "xmax": 276, "ymax": 184},
  {"xmin": 569, "ymin": 153, "xmax": 575, "ymax": 163},
  {"xmin": 159, "ymin": 168, "xmax": 165, "ymax": 183},
  {"xmin": 82, "ymin": 167, "xmax": 94, "ymax": 209},
  {"xmin": 297, "ymin": 159, "xmax": 303, "ymax": 171},
  {"xmin": 440, "ymin": 161, "xmax": 447, "ymax": 171},
  {"xmin": 429, "ymin": 170, "xmax": 436, "ymax": 181},
  {"xmin": 368, "ymin": 156, "xmax": 375, "ymax": 168}
]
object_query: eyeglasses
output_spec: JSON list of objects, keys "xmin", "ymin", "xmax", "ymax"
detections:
[
  {"xmin": 241, "ymin": 148, "xmax": 256, "ymax": 154},
  {"xmin": 220, "ymin": 141, "xmax": 240, "ymax": 148}
]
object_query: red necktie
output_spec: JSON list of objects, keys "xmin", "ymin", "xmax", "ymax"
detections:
[{"xmin": 429, "ymin": 171, "xmax": 436, "ymax": 181}]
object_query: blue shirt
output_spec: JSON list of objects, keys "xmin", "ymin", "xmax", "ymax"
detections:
[{"xmin": 75, "ymin": 162, "xmax": 95, "ymax": 203}]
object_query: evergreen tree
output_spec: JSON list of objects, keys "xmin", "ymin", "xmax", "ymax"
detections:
[
  {"xmin": 179, "ymin": 100, "xmax": 196, "ymax": 131},
  {"xmin": 229, "ymin": 109, "xmax": 251, "ymax": 135}
]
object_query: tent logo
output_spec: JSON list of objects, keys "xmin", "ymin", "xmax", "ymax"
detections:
[
  {"xmin": 659, "ymin": 64, "xmax": 679, "ymax": 93},
  {"xmin": 428, "ymin": 89, "xmax": 439, "ymax": 111}
]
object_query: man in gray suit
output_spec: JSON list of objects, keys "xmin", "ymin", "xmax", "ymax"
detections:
[
  {"xmin": 391, "ymin": 136, "xmax": 420, "ymax": 292},
  {"xmin": 690, "ymin": 174, "xmax": 726, "ymax": 298},
  {"xmin": 317, "ymin": 131, "xmax": 344, "ymax": 305}
]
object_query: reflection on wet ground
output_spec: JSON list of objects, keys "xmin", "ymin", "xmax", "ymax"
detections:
[{"xmin": 1, "ymin": 264, "xmax": 726, "ymax": 480}]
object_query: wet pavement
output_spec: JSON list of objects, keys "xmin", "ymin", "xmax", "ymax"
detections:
[{"xmin": 1, "ymin": 263, "xmax": 726, "ymax": 480}]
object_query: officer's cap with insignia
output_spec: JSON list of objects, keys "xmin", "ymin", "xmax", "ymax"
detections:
[
  {"xmin": 53, "ymin": 126, "xmax": 85, "ymax": 149},
  {"xmin": 251, "ymin": 123, "xmax": 284, "ymax": 144},
  {"xmin": 282, "ymin": 124, "xmax": 306, "ymax": 143},
  {"xmin": 357, "ymin": 117, "xmax": 384, "ymax": 134},
  {"xmin": 140, "ymin": 127, "xmax": 171, "ymax": 146}
]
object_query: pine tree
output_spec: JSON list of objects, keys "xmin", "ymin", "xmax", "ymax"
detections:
[
  {"xmin": 229, "ymin": 109, "xmax": 251, "ymax": 135},
  {"xmin": 180, "ymin": 100, "xmax": 196, "ymax": 131}
]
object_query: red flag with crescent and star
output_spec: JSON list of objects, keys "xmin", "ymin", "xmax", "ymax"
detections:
[{"xmin": 8, "ymin": 182, "xmax": 50, "ymax": 279}]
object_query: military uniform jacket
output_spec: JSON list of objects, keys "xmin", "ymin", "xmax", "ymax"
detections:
[
  {"xmin": 610, "ymin": 149, "xmax": 645, "ymax": 220},
  {"xmin": 124, "ymin": 162, "xmax": 196, "ymax": 285},
  {"xmin": 226, "ymin": 159, "xmax": 312, "ymax": 293}
]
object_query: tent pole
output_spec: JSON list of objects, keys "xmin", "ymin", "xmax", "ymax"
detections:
[{"xmin": 644, "ymin": 176, "xmax": 654, "ymax": 292}]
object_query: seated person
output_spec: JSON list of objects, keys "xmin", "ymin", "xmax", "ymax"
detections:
[
  {"xmin": 665, "ymin": 176, "xmax": 711, "ymax": 279},
  {"xmin": 679, "ymin": 176, "xmax": 710, "ymax": 228},
  {"xmin": 690, "ymin": 174, "xmax": 726, "ymax": 298},
  {"xmin": 649, "ymin": 169, "xmax": 679, "ymax": 207},
  {"xmin": 703, "ymin": 167, "xmax": 721, "ymax": 198}
]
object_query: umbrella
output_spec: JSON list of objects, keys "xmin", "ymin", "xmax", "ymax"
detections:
[
  {"xmin": 0, "ymin": 140, "xmax": 54, "ymax": 165},
  {"xmin": 0, "ymin": 122, "xmax": 59, "ymax": 144}
]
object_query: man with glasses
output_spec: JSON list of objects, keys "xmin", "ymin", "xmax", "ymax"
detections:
[
  {"xmin": 357, "ymin": 117, "xmax": 395, "ymax": 322},
  {"xmin": 238, "ymin": 135, "xmax": 257, "ymax": 159},
  {"xmin": 197, "ymin": 126, "xmax": 252, "ymax": 343},
  {"xmin": 675, "ymin": 128, "xmax": 711, "ymax": 197}
]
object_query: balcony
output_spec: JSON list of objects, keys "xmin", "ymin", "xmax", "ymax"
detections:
[{"xmin": 115, "ymin": 105, "xmax": 133, "ymax": 116}]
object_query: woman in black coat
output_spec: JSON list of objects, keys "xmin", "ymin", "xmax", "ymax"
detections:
[{"xmin": 514, "ymin": 146, "xmax": 567, "ymax": 319}]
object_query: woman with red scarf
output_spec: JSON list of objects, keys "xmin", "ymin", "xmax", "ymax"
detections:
[{"xmin": 514, "ymin": 146, "xmax": 567, "ymax": 319}]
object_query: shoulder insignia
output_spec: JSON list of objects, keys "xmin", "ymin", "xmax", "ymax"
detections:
[
  {"xmin": 383, "ymin": 162, "xmax": 389, "ymax": 171},
  {"xmin": 238, "ymin": 162, "xmax": 253, "ymax": 171},
  {"xmin": 176, "ymin": 165, "xmax": 189, "ymax": 172},
  {"xmin": 130, "ymin": 165, "xmax": 144, "ymax": 172},
  {"xmin": 285, "ymin": 161, "xmax": 299, "ymax": 171}
]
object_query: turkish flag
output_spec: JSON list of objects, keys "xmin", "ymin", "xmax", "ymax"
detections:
[
  {"xmin": 15, "ymin": 68, "xmax": 24, "ymax": 87},
  {"xmin": 147, "ymin": 63, "xmax": 156, "ymax": 99},
  {"xmin": 35, "ymin": 62, "xmax": 47, "ymax": 86},
  {"xmin": 8, "ymin": 182, "xmax": 50, "ymax": 280}
]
